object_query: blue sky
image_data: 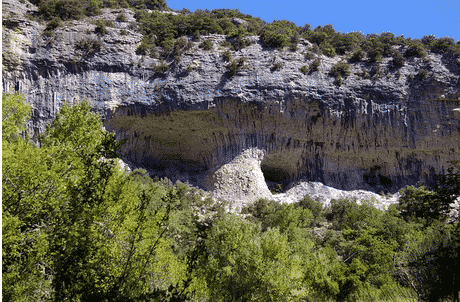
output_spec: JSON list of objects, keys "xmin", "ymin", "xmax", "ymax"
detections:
[{"xmin": 166, "ymin": 0, "xmax": 459, "ymax": 43}]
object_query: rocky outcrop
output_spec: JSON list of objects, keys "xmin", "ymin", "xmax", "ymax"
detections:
[
  {"xmin": 3, "ymin": 0, "xmax": 460, "ymax": 200},
  {"xmin": 207, "ymin": 148, "xmax": 272, "ymax": 211}
]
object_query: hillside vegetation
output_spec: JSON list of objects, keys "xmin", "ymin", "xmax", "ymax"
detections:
[
  {"xmin": 20, "ymin": 0, "xmax": 460, "ymax": 64},
  {"xmin": 3, "ymin": 90, "xmax": 460, "ymax": 301}
]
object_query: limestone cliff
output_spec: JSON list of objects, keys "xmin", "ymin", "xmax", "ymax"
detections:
[{"xmin": 3, "ymin": 0, "xmax": 460, "ymax": 196}]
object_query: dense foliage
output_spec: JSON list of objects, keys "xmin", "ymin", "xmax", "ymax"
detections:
[{"xmin": 3, "ymin": 91, "xmax": 460, "ymax": 301}]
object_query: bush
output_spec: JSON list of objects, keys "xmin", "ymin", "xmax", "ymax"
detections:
[
  {"xmin": 199, "ymin": 39, "xmax": 213, "ymax": 51},
  {"xmin": 227, "ymin": 26, "xmax": 250, "ymax": 39},
  {"xmin": 299, "ymin": 65, "xmax": 309, "ymax": 74},
  {"xmin": 217, "ymin": 18, "xmax": 236, "ymax": 35},
  {"xmin": 309, "ymin": 43, "xmax": 322, "ymax": 54},
  {"xmin": 120, "ymin": 29, "xmax": 126, "ymax": 35},
  {"xmin": 136, "ymin": 40, "xmax": 150, "ymax": 55},
  {"xmin": 152, "ymin": 59, "xmax": 168, "ymax": 73},
  {"xmin": 193, "ymin": 30, "xmax": 201, "ymax": 41},
  {"xmin": 379, "ymin": 31, "xmax": 397, "ymax": 46},
  {"xmin": 391, "ymin": 49, "xmax": 405, "ymax": 68},
  {"xmin": 421, "ymin": 34, "xmax": 436, "ymax": 48},
  {"xmin": 231, "ymin": 36, "xmax": 252, "ymax": 51},
  {"xmin": 116, "ymin": 12, "xmax": 127, "ymax": 22},
  {"xmin": 331, "ymin": 32, "xmax": 366, "ymax": 55},
  {"xmin": 405, "ymin": 40, "xmax": 426, "ymax": 57},
  {"xmin": 308, "ymin": 24, "xmax": 335, "ymax": 46},
  {"xmin": 348, "ymin": 48, "xmax": 365, "ymax": 63},
  {"xmin": 75, "ymin": 37, "xmax": 102, "ymax": 53},
  {"xmin": 367, "ymin": 47, "xmax": 383, "ymax": 62},
  {"xmin": 160, "ymin": 38, "xmax": 175, "ymax": 58},
  {"xmin": 227, "ymin": 57, "xmax": 247, "ymax": 76},
  {"xmin": 296, "ymin": 195, "xmax": 325, "ymax": 225},
  {"xmin": 371, "ymin": 63, "xmax": 382, "ymax": 77},
  {"xmin": 45, "ymin": 16, "xmax": 62, "ymax": 32},
  {"xmin": 330, "ymin": 61, "xmax": 351, "ymax": 78},
  {"xmin": 309, "ymin": 57, "xmax": 321, "ymax": 71},
  {"xmin": 336, "ymin": 75, "xmax": 342, "ymax": 86},
  {"xmin": 260, "ymin": 20, "xmax": 298, "ymax": 49},
  {"xmin": 289, "ymin": 33, "xmax": 300, "ymax": 51},
  {"xmin": 302, "ymin": 51, "xmax": 315, "ymax": 60},
  {"xmin": 325, "ymin": 198, "xmax": 381, "ymax": 231},
  {"xmin": 38, "ymin": 0, "xmax": 86, "ymax": 21},
  {"xmin": 271, "ymin": 62, "xmax": 284, "ymax": 71},
  {"xmin": 170, "ymin": 37, "xmax": 190, "ymax": 62},
  {"xmin": 430, "ymin": 37, "xmax": 458, "ymax": 54},
  {"xmin": 222, "ymin": 49, "xmax": 232, "ymax": 62},
  {"xmin": 220, "ymin": 40, "xmax": 232, "ymax": 48},
  {"xmin": 382, "ymin": 44, "xmax": 394, "ymax": 57},
  {"xmin": 93, "ymin": 19, "xmax": 113, "ymax": 35},
  {"xmin": 418, "ymin": 69, "xmax": 428, "ymax": 80},
  {"xmin": 319, "ymin": 41, "xmax": 336, "ymax": 57}
]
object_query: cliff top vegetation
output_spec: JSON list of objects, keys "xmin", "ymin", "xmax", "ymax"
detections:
[{"xmin": 18, "ymin": 0, "xmax": 460, "ymax": 62}]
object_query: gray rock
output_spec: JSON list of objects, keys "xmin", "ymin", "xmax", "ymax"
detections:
[
  {"xmin": 208, "ymin": 147, "xmax": 272, "ymax": 211},
  {"xmin": 2, "ymin": 0, "xmax": 460, "ymax": 205}
]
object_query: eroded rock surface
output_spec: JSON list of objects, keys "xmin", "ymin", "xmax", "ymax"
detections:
[
  {"xmin": 207, "ymin": 148, "xmax": 272, "ymax": 211},
  {"xmin": 3, "ymin": 0, "xmax": 460, "ymax": 196}
]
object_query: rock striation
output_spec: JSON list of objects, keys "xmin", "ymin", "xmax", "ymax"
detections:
[{"xmin": 3, "ymin": 0, "xmax": 460, "ymax": 202}]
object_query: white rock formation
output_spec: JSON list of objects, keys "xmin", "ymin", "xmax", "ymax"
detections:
[
  {"xmin": 270, "ymin": 181, "xmax": 400, "ymax": 211},
  {"xmin": 208, "ymin": 147, "xmax": 273, "ymax": 211}
]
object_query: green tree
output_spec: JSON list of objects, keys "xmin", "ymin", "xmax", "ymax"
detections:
[
  {"xmin": 3, "ymin": 97, "xmax": 191, "ymax": 301},
  {"xmin": 2, "ymin": 90, "xmax": 31, "ymax": 142},
  {"xmin": 398, "ymin": 185, "xmax": 448, "ymax": 226},
  {"xmin": 396, "ymin": 222, "xmax": 460, "ymax": 302},
  {"xmin": 198, "ymin": 214, "xmax": 305, "ymax": 301},
  {"xmin": 260, "ymin": 20, "xmax": 298, "ymax": 49}
]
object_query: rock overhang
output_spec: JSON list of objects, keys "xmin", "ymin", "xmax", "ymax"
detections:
[{"xmin": 2, "ymin": 0, "xmax": 460, "ymax": 196}]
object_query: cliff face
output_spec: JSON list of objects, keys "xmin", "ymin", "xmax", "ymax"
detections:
[{"xmin": 3, "ymin": 0, "xmax": 460, "ymax": 194}]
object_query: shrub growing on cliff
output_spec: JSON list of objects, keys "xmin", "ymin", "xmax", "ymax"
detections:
[
  {"xmin": 309, "ymin": 57, "xmax": 321, "ymax": 71},
  {"xmin": 289, "ymin": 32, "xmax": 300, "ymax": 51},
  {"xmin": 116, "ymin": 12, "xmax": 127, "ymax": 22},
  {"xmin": 199, "ymin": 39, "xmax": 214, "ymax": 51},
  {"xmin": 429, "ymin": 37, "xmax": 460, "ymax": 55},
  {"xmin": 222, "ymin": 49, "xmax": 232, "ymax": 62},
  {"xmin": 330, "ymin": 61, "xmax": 350, "ymax": 77},
  {"xmin": 217, "ymin": 18, "xmax": 236, "ymax": 35},
  {"xmin": 152, "ymin": 59, "xmax": 169, "ymax": 73},
  {"xmin": 308, "ymin": 24, "xmax": 335, "ymax": 46},
  {"xmin": 227, "ymin": 26, "xmax": 250, "ymax": 39},
  {"xmin": 319, "ymin": 41, "xmax": 337, "ymax": 57},
  {"xmin": 227, "ymin": 57, "xmax": 247, "ymax": 76},
  {"xmin": 391, "ymin": 49, "xmax": 405, "ymax": 68},
  {"xmin": 331, "ymin": 32, "xmax": 365, "ymax": 55},
  {"xmin": 45, "ymin": 16, "xmax": 62, "ymax": 31},
  {"xmin": 271, "ymin": 61, "xmax": 284, "ymax": 71},
  {"xmin": 349, "ymin": 48, "xmax": 366, "ymax": 63},
  {"xmin": 299, "ymin": 65, "xmax": 309, "ymax": 74},
  {"xmin": 231, "ymin": 36, "xmax": 252, "ymax": 51},
  {"xmin": 367, "ymin": 47, "xmax": 383, "ymax": 62},
  {"xmin": 302, "ymin": 51, "xmax": 315, "ymax": 60},
  {"xmin": 405, "ymin": 40, "xmax": 426, "ymax": 58},
  {"xmin": 260, "ymin": 20, "xmax": 298, "ymax": 49},
  {"xmin": 37, "ymin": 0, "xmax": 86, "ymax": 21},
  {"xmin": 75, "ymin": 37, "xmax": 102, "ymax": 54},
  {"xmin": 93, "ymin": 19, "xmax": 113, "ymax": 36},
  {"xmin": 421, "ymin": 34, "xmax": 436, "ymax": 48},
  {"xmin": 136, "ymin": 40, "xmax": 151, "ymax": 55},
  {"xmin": 417, "ymin": 69, "xmax": 428, "ymax": 80}
]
